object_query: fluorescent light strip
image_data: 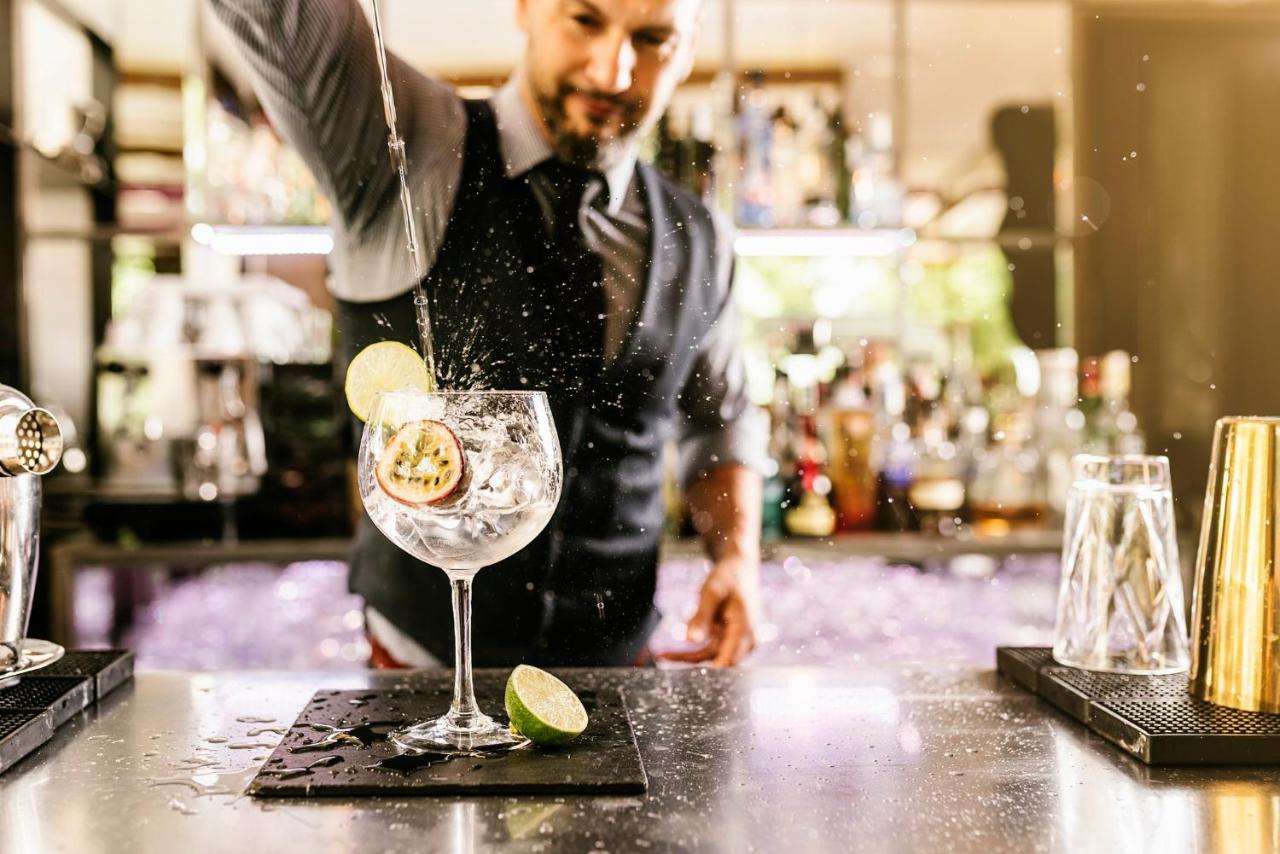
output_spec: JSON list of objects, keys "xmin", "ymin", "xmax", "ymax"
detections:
[
  {"xmin": 191, "ymin": 224, "xmax": 335, "ymax": 256},
  {"xmin": 733, "ymin": 229, "xmax": 913, "ymax": 258}
]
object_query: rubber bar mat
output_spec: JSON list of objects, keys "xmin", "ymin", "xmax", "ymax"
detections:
[
  {"xmin": 250, "ymin": 677, "xmax": 647, "ymax": 797},
  {"xmin": 997, "ymin": 646, "xmax": 1280, "ymax": 765},
  {"xmin": 0, "ymin": 650, "xmax": 134, "ymax": 775}
]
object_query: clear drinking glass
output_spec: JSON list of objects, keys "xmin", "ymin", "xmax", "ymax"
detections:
[
  {"xmin": 358, "ymin": 391, "xmax": 562, "ymax": 754},
  {"xmin": 1052, "ymin": 454, "xmax": 1190, "ymax": 674}
]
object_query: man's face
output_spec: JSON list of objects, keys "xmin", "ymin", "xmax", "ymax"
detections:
[{"xmin": 516, "ymin": 0, "xmax": 701, "ymax": 167}]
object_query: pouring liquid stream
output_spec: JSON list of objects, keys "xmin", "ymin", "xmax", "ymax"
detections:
[{"xmin": 368, "ymin": 0, "xmax": 438, "ymax": 387}]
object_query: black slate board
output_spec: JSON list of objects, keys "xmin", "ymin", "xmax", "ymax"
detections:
[
  {"xmin": 0, "ymin": 650, "xmax": 133, "ymax": 775},
  {"xmin": 996, "ymin": 646, "xmax": 1280, "ymax": 765},
  {"xmin": 249, "ymin": 678, "xmax": 647, "ymax": 797}
]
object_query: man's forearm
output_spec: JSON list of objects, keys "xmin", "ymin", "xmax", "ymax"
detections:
[
  {"xmin": 208, "ymin": 0, "xmax": 385, "ymax": 217},
  {"xmin": 207, "ymin": 0, "xmax": 464, "ymax": 291},
  {"xmin": 685, "ymin": 464, "xmax": 763, "ymax": 566}
]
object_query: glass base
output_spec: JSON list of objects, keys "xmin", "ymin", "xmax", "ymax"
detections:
[
  {"xmin": 1052, "ymin": 649, "xmax": 1189, "ymax": 676},
  {"xmin": 390, "ymin": 712, "xmax": 530, "ymax": 756}
]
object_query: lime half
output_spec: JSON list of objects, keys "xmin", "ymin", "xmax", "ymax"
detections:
[
  {"xmin": 505, "ymin": 665, "xmax": 589, "ymax": 746},
  {"xmin": 344, "ymin": 341, "xmax": 434, "ymax": 422}
]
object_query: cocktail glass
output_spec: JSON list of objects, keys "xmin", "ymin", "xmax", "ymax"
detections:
[{"xmin": 358, "ymin": 390, "xmax": 562, "ymax": 754}]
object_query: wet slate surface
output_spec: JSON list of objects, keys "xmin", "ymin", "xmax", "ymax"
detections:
[{"xmin": 249, "ymin": 676, "xmax": 645, "ymax": 797}]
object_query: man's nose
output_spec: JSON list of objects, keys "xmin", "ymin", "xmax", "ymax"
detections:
[{"xmin": 584, "ymin": 31, "xmax": 635, "ymax": 94}]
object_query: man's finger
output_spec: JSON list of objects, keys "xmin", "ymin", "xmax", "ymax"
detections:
[
  {"xmin": 657, "ymin": 642, "xmax": 718, "ymax": 664},
  {"xmin": 712, "ymin": 620, "xmax": 745, "ymax": 668},
  {"xmin": 686, "ymin": 587, "xmax": 722, "ymax": 644}
]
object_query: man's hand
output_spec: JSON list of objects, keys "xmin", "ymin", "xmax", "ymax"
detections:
[
  {"xmin": 659, "ymin": 555, "xmax": 760, "ymax": 667},
  {"xmin": 656, "ymin": 463, "xmax": 763, "ymax": 667}
]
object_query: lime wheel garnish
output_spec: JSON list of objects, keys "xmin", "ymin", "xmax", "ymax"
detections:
[
  {"xmin": 344, "ymin": 341, "xmax": 434, "ymax": 423},
  {"xmin": 375, "ymin": 419, "xmax": 465, "ymax": 506}
]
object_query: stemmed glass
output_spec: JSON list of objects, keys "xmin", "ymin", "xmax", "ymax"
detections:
[{"xmin": 358, "ymin": 390, "xmax": 562, "ymax": 754}]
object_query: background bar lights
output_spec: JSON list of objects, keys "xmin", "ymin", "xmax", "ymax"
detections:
[{"xmin": 191, "ymin": 224, "xmax": 335, "ymax": 256}]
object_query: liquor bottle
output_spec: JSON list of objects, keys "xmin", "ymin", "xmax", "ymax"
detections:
[
  {"xmin": 849, "ymin": 112, "xmax": 903, "ymax": 229},
  {"xmin": 1098, "ymin": 350, "xmax": 1144, "ymax": 455},
  {"xmin": 863, "ymin": 343, "xmax": 916, "ymax": 531},
  {"xmin": 874, "ymin": 419, "xmax": 918, "ymax": 532},
  {"xmin": 943, "ymin": 325, "xmax": 989, "ymax": 493},
  {"xmin": 1036, "ymin": 348, "xmax": 1085, "ymax": 522},
  {"xmin": 909, "ymin": 419, "xmax": 967, "ymax": 537},
  {"xmin": 783, "ymin": 413, "xmax": 837, "ymax": 538},
  {"xmin": 1078, "ymin": 356, "xmax": 1105, "ymax": 453},
  {"xmin": 907, "ymin": 362, "xmax": 966, "ymax": 537},
  {"xmin": 797, "ymin": 96, "xmax": 840, "ymax": 227},
  {"xmin": 828, "ymin": 106, "xmax": 852, "ymax": 224},
  {"xmin": 824, "ymin": 365, "xmax": 877, "ymax": 531},
  {"xmin": 736, "ymin": 72, "xmax": 775, "ymax": 228},
  {"xmin": 770, "ymin": 105, "xmax": 804, "ymax": 228},
  {"xmin": 761, "ymin": 376, "xmax": 792, "ymax": 540},
  {"xmin": 968, "ymin": 410, "xmax": 1048, "ymax": 536}
]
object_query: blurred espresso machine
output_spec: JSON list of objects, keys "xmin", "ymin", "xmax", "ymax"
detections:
[{"xmin": 91, "ymin": 272, "xmax": 346, "ymax": 540}]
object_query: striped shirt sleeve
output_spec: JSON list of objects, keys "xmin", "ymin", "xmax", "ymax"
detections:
[
  {"xmin": 206, "ymin": 0, "xmax": 465, "ymax": 302},
  {"xmin": 676, "ymin": 213, "xmax": 769, "ymax": 487}
]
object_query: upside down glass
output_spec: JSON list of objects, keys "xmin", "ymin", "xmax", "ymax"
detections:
[
  {"xmin": 1052, "ymin": 454, "xmax": 1190, "ymax": 674},
  {"xmin": 358, "ymin": 391, "xmax": 562, "ymax": 754}
]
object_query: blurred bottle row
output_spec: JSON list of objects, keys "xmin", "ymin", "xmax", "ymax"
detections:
[
  {"xmin": 757, "ymin": 326, "xmax": 1142, "ymax": 540},
  {"xmin": 654, "ymin": 75, "xmax": 899, "ymax": 230},
  {"xmin": 198, "ymin": 74, "xmax": 884, "ymax": 232},
  {"xmin": 195, "ymin": 99, "xmax": 332, "ymax": 226}
]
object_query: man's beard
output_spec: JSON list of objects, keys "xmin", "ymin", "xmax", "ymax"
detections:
[{"xmin": 535, "ymin": 82, "xmax": 646, "ymax": 170}]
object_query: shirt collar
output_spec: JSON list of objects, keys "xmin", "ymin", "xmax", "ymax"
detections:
[{"xmin": 491, "ymin": 75, "xmax": 637, "ymax": 215}]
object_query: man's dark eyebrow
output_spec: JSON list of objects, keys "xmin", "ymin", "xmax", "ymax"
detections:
[
  {"xmin": 566, "ymin": 0, "xmax": 606, "ymax": 17},
  {"xmin": 638, "ymin": 25, "xmax": 676, "ymax": 39},
  {"xmin": 567, "ymin": 0, "xmax": 677, "ymax": 35}
]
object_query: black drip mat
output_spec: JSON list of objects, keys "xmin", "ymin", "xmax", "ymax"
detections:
[
  {"xmin": 997, "ymin": 646, "xmax": 1280, "ymax": 765},
  {"xmin": 0, "ymin": 650, "xmax": 134, "ymax": 775},
  {"xmin": 0, "ymin": 710, "xmax": 53, "ymax": 772},
  {"xmin": 38, "ymin": 650, "xmax": 135, "ymax": 701},
  {"xmin": 0, "ymin": 677, "xmax": 94, "ymax": 727},
  {"xmin": 250, "ymin": 678, "xmax": 647, "ymax": 797}
]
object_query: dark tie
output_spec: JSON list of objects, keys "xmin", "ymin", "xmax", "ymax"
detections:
[{"xmin": 532, "ymin": 160, "xmax": 607, "ymax": 395}]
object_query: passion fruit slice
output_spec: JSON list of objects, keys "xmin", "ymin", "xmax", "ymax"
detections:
[{"xmin": 375, "ymin": 419, "xmax": 465, "ymax": 506}]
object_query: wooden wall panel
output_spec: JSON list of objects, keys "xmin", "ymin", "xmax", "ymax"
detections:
[{"xmin": 1074, "ymin": 5, "xmax": 1280, "ymax": 514}]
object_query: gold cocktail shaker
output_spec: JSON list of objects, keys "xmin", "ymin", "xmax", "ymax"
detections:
[{"xmin": 1189, "ymin": 417, "xmax": 1280, "ymax": 712}]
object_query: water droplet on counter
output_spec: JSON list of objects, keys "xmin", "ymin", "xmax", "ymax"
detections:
[{"xmin": 167, "ymin": 797, "xmax": 197, "ymax": 816}]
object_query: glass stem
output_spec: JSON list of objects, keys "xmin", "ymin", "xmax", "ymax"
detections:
[{"xmin": 446, "ymin": 573, "xmax": 482, "ymax": 730}]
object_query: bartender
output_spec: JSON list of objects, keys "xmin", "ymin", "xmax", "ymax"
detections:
[{"xmin": 211, "ymin": 0, "xmax": 765, "ymax": 667}]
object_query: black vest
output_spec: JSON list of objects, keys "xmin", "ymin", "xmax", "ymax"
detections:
[{"xmin": 342, "ymin": 101, "xmax": 722, "ymax": 666}]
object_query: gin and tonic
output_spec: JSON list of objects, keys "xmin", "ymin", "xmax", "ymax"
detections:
[{"xmin": 358, "ymin": 390, "xmax": 562, "ymax": 753}]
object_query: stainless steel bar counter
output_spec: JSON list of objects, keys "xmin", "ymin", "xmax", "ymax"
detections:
[{"xmin": 1, "ymin": 665, "xmax": 1274, "ymax": 853}]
